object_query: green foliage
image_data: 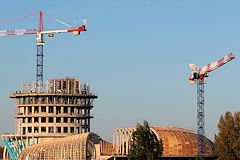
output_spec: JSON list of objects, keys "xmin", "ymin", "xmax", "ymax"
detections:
[
  {"xmin": 128, "ymin": 120, "xmax": 163, "ymax": 160},
  {"xmin": 214, "ymin": 111, "xmax": 240, "ymax": 160}
]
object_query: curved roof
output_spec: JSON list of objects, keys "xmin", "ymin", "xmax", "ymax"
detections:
[
  {"xmin": 151, "ymin": 126, "xmax": 215, "ymax": 157},
  {"xmin": 18, "ymin": 132, "xmax": 99, "ymax": 160},
  {"xmin": 113, "ymin": 126, "xmax": 216, "ymax": 158}
]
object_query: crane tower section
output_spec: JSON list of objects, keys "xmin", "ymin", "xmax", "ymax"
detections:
[{"xmin": 36, "ymin": 11, "xmax": 44, "ymax": 86}]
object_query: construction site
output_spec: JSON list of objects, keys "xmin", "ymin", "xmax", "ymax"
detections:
[{"xmin": 0, "ymin": 10, "xmax": 236, "ymax": 160}]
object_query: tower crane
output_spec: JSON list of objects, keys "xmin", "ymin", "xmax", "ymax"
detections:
[
  {"xmin": 0, "ymin": 11, "xmax": 87, "ymax": 91},
  {"xmin": 188, "ymin": 53, "xmax": 235, "ymax": 159}
]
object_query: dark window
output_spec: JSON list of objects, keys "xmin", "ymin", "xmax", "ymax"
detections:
[
  {"xmin": 57, "ymin": 127, "xmax": 61, "ymax": 133},
  {"xmin": 70, "ymin": 127, "xmax": 74, "ymax": 133},
  {"xmin": 48, "ymin": 117, "xmax": 54, "ymax": 123},
  {"xmin": 41, "ymin": 127, "xmax": 46, "ymax": 133},
  {"xmin": 22, "ymin": 118, "xmax": 26, "ymax": 123},
  {"xmin": 24, "ymin": 107, "xmax": 26, "ymax": 114},
  {"xmin": 28, "ymin": 117, "xmax": 32, "ymax": 123},
  {"xmin": 49, "ymin": 96, "xmax": 54, "ymax": 104},
  {"xmin": 41, "ymin": 117, "xmax": 46, "ymax": 123},
  {"xmin": 63, "ymin": 107, "xmax": 68, "ymax": 113},
  {"xmin": 70, "ymin": 107, "xmax": 74, "ymax": 115},
  {"xmin": 48, "ymin": 106, "xmax": 53, "ymax": 113},
  {"xmin": 64, "ymin": 117, "xmax": 68, "ymax": 123},
  {"xmin": 34, "ymin": 117, "xmax": 39, "ymax": 123},
  {"xmin": 34, "ymin": 127, "xmax": 39, "ymax": 133},
  {"xmin": 28, "ymin": 106, "xmax": 32, "ymax": 114},
  {"xmin": 22, "ymin": 127, "xmax": 26, "ymax": 135},
  {"xmin": 56, "ymin": 106, "xmax": 61, "ymax": 114},
  {"xmin": 70, "ymin": 118, "xmax": 74, "ymax": 124},
  {"xmin": 41, "ymin": 106, "xmax": 46, "ymax": 112},
  {"xmin": 64, "ymin": 127, "xmax": 68, "ymax": 133},
  {"xmin": 34, "ymin": 106, "xmax": 39, "ymax": 113},
  {"xmin": 28, "ymin": 127, "xmax": 32, "ymax": 133},
  {"xmin": 77, "ymin": 107, "xmax": 80, "ymax": 114},
  {"xmin": 56, "ymin": 117, "xmax": 61, "ymax": 123}
]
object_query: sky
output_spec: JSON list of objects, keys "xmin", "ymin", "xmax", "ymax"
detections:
[{"xmin": 0, "ymin": 1, "xmax": 240, "ymax": 145}]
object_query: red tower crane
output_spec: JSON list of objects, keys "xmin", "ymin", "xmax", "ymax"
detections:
[
  {"xmin": 0, "ymin": 11, "xmax": 87, "ymax": 91},
  {"xmin": 188, "ymin": 53, "xmax": 235, "ymax": 159}
]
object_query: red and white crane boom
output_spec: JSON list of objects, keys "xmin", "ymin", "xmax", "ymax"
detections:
[
  {"xmin": 189, "ymin": 53, "xmax": 235, "ymax": 84},
  {"xmin": 0, "ymin": 26, "xmax": 86, "ymax": 37}
]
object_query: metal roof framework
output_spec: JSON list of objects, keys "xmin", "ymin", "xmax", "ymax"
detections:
[
  {"xmin": 18, "ymin": 132, "xmax": 98, "ymax": 160},
  {"xmin": 112, "ymin": 126, "xmax": 216, "ymax": 158}
]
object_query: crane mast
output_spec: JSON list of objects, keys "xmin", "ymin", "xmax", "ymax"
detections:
[
  {"xmin": 197, "ymin": 79, "xmax": 205, "ymax": 158},
  {"xmin": 188, "ymin": 53, "xmax": 235, "ymax": 159},
  {"xmin": 36, "ymin": 11, "xmax": 44, "ymax": 89}
]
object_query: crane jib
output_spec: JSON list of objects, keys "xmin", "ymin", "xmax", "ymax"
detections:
[
  {"xmin": 199, "ymin": 53, "xmax": 235, "ymax": 75},
  {"xmin": 0, "ymin": 29, "xmax": 37, "ymax": 36},
  {"xmin": 188, "ymin": 53, "xmax": 235, "ymax": 83},
  {"xmin": 0, "ymin": 25, "xmax": 86, "ymax": 37}
]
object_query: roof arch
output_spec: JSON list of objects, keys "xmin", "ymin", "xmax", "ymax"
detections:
[
  {"xmin": 150, "ymin": 126, "xmax": 215, "ymax": 157},
  {"xmin": 112, "ymin": 126, "xmax": 216, "ymax": 158},
  {"xmin": 18, "ymin": 132, "xmax": 99, "ymax": 160}
]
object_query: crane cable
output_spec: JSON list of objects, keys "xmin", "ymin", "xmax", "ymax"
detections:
[
  {"xmin": 44, "ymin": 12, "xmax": 73, "ymax": 28},
  {"xmin": 0, "ymin": 12, "xmax": 38, "ymax": 25},
  {"xmin": 0, "ymin": 11, "xmax": 74, "ymax": 29}
]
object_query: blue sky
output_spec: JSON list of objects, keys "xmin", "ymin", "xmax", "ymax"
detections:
[{"xmin": 0, "ymin": 1, "xmax": 240, "ymax": 144}]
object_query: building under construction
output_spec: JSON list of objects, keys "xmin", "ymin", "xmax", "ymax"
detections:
[
  {"xmin": 1, "ymin": 77, "xmax": 100, "ymax": 159},
  {"xmin": 14, "ymin": 77, "xmax": 97, "ymax": 140}
]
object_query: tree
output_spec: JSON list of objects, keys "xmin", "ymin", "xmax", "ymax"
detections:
[
  {"xmin": 128, "ymin": 120, "xmax": 163, "ymax": 160},
  {"xmin": 214, "ymin": 111, "xmax": 240, "ymax": 160}
]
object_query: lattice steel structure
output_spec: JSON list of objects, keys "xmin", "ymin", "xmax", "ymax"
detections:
[
  {"xmin": 36, "ymin": 11, "xmax": 44, "ymax": 87},
  {"xmin": 197, "ymin": 80, "xmax": 205, "ymax": 158}
]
